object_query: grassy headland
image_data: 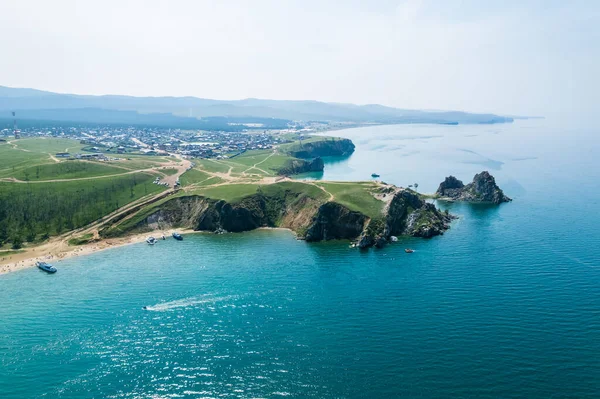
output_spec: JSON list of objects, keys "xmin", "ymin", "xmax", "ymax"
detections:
[{"xmin": 0, "ymin": 134, "xmax": 453, "ymax": 272}]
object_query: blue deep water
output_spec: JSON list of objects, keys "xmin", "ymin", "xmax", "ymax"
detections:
[{"xmin": 1, "ymin": 119, "xmax": 599, "ymax": 398}]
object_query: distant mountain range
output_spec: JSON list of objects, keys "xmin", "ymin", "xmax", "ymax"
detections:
[{"xmin": 0, "ymin": 85, "xmax": 514, "ymax": 129}]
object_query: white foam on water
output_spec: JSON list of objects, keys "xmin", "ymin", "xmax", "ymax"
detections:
[{"xmin": 145, "ymin": 294, "xmax": 238, "ymax": 312}]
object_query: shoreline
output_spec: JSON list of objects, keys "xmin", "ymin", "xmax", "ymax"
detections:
[
  {"xmin": 0, "ymin": 227, "xmax": 295, "ymax": 275},
  {"xmin": 0, "ymin": 229, "xmax": 194, "ymax": 275}
]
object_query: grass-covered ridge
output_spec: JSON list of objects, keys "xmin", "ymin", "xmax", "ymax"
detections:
[
  {"xmin": 0, "ymin": 143, "xmax": 54, "ymax": 177},
  {"xmin": 13, "ymin": 161, "xmax": 127, "ymax": 181},
  {"xmin": 11, "ymin": 138, "xmax": 86, "ymax": 154},
  {"xmin": 315, "ymin": 181, "xmax": 384, "ymax": 218}
]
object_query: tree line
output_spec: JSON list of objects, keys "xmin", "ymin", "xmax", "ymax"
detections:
[{"xmin": 0, "ymin": 175, "xmax": 156, "ymax": 249}]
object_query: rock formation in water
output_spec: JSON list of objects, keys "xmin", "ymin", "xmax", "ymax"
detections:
[{"xmin": 436, "ymin": 171, "xmax": 511, "ymax": 204}]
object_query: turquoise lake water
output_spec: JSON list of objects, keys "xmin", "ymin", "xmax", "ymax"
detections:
[{"xmin": 1, "ymin": 119, "xmax": 600, "ymax": 398}]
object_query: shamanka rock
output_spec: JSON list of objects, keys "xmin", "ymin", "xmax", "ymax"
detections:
[{"xmin": 436, "ymin": 171, "xmax": 511, "ymax": 204}]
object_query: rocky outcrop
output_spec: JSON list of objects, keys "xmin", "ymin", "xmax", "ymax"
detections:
[
  {"xmin": 436, "ymin": 171, "xmax": 511, "ymax": 204},
  {"xmin": 287, "ymin": 138, "xmax": 355, "ymax": 158},
  {"xmin": 357, "ymin": 189, "xmax": 452, "ymax": 247},
  {"xmin": 304, "ymin": 202, "xmax": 368, "ymax": 242},
  {"xmin": 356, "ymin": 189, "xmax": 453, "ymax": 248},
  {"xmin": 436, "ymin": 175, "xmax": 464, "ymax": 198},
  {"xmin": 386, "ymin": 189, "xmax": 453, "ymax": 238},
  {"xmin": 105, "ymin": 184, "xmax": 455, "ymax": 249},
  {"xmin": 127, "ymin": 191, "xmax": 322, "ymax": 235},
  {"xmin": 276, "ymin": 157, "xmax": 324, "ymax": 175}
]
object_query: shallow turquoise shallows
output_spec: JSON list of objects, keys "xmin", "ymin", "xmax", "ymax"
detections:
[{"xmin": 2, "ymin": 119, "xmax": 600, "ymax": 398}]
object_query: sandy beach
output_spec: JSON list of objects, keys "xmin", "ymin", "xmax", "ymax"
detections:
[
  {"xmin": 0, "ymin": 227, "xmax": 296, "ymax": 275},
  {"xmin": 0, "ymin": 229, "xmax": 197, "ymax": 275}
]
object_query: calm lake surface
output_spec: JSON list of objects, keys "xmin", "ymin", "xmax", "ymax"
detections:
[{"xmin": 1, "ymin": 119, "xmax": 599, "ymax": 398}]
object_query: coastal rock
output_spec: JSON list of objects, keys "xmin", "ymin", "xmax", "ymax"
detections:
[
  {"xmin": 305, "ymin": 202, "xmax": 368, "ymax": 242},
  {"xmin": 385, "ymin": 189, "xmax": 453, "ymax": 238},
  {"xmin": 277, "ymin": 157, "xmax": 324, "ymax": 175},
  {"xmin": 436, "ymin": 171, "xmax": 511, "ymax": 204},
  {"xmin": 436, "ymin": 176, "xmax": 464, "ymax": 198},
  {"xmin": 287, "ymin": 138, "xmax": 355, "ymax": 158},
  {"xmin": 101, "ymin": 184, "xmax": 455, "ymax": 249},
  {"xmin": 357, "ymin": 232, "xmax": 375, "ymax": 249},
  {"xmin": 374, "ymin": 236, "xmax": 388, "ymax": 248}
]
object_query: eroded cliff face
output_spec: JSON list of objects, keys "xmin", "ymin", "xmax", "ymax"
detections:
[
  {"xmin": 110, "ymin": 186, "xmax": 454, "ymax": 249},
  {"xmin": 356, "ymin": 189, "xmax": 453, "ymax": 248},
  {"xmin": 304, "ymin": 202, "xmax": 368, "ymax": 242},
  {"xmin": 436, "ymin": 171, "xmax": 511, "ymax": 204},
  {"xmin": 276, "ymin": 157, "xmax": 324, "ymax": 175},
  {"xmin": 386, "ymin": 189, "xmax": 452, "ymax": 237},
  {"xmin": 124, "ymin": 191, "xmax": 324, "ymax": 236},
  {"xmin": 288, "ymin": 139, "xmax": 355, "ymax": 158}
]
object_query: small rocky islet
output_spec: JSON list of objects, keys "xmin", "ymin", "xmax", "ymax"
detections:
[{"xmin": 436, "ymin": 171, "xmax": 512, "ymax": 204}]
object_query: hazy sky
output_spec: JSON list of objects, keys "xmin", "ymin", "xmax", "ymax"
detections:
[{"xmin": 1, "ymin": 0, "xmax": 598, "ymax": 117}]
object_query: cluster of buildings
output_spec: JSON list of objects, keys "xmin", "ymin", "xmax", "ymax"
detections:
[
  {"xmin": 2, "ymin": 123, "xmax": 315, "ymax": 160},
  {"xmin": 0, "ymin": 126, "xmax": 296, "ymax": 159},
  {"xmin": 174, "ymin": 131, "xmax": 282, "ymax": 158}
]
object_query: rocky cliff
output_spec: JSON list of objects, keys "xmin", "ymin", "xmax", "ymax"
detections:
[
  {"xmin": 436, "ymin": 171, "xmax": 511, "ymax": 204},
  {"xmin": 287, "ymin": 138, "xmax": 355, "ymax": 158},
  {"xmin": 304, "ymin": 202, "xmax": 368, "ymax": 241},
  {"xmin": 128, "ymin": 190, "xmax": 323, "ymax": 235},
  {"xmin": 104, "ymin": 184, "xmax": 454, "ymax": 249},
  {"xmin": 276, "ymin": 157, "xmax": 324, "ymax": 175},
  {"xmin": 357, "ymin": 189, "xmax": 453, "ymax": 248}
]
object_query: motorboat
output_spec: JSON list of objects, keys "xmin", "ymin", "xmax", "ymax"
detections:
[
  {"xmin": 36, "ymin": 261, "xmax": 57, "ymax": 273},
  {"xmin": 146, "ymin": 236, "xmax": 157, "ymax": 245},
  {"xmin": 371, "ymin": 173, "xmax": 380, "ymax": 178},
  {"xmin": 172, "ymin": 232, "xmax": 183, "ymax": 241},
  {"xmin": 405, "ymin": 248, "xmax": 414, "ymax": 253}
]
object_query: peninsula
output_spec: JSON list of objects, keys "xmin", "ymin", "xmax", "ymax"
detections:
[{"xmin": 0, "ymin": 130, "xmax": 509, "ymax": 274}]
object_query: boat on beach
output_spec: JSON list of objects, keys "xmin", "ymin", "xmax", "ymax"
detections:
[
  {"xmin": 146, "ymin": 236, "xmax": 157, "ymax": 245},
  {"xmin": 36, "ymin": 261, "xmax": 57, "ymax": 273},
  {"xmin": 172, "ymin": 232, "xmax": 183, "ymax": 241}
]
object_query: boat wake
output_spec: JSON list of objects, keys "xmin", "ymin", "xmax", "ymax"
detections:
[{"xmin": 145, "ymin": 294, "xmax": 238, "ymax": 312}]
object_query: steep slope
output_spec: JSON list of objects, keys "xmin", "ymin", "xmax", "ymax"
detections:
[
  {"xmin": 285, "ymin": 139, "xmax": 356, "ymax": 158},
  {"xmin": 100, "ymin": 182, "xmax": 454, "ymax": 249}
]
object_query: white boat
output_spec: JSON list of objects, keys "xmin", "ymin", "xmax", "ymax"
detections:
[{"xmin": 146, "ymin": 236, "xmax": 157, "ymax": 245}]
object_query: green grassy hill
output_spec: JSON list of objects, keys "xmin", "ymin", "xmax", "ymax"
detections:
[{"xmin": 13, "ymin": 161, "xmax": 127, "ymax": 181}]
